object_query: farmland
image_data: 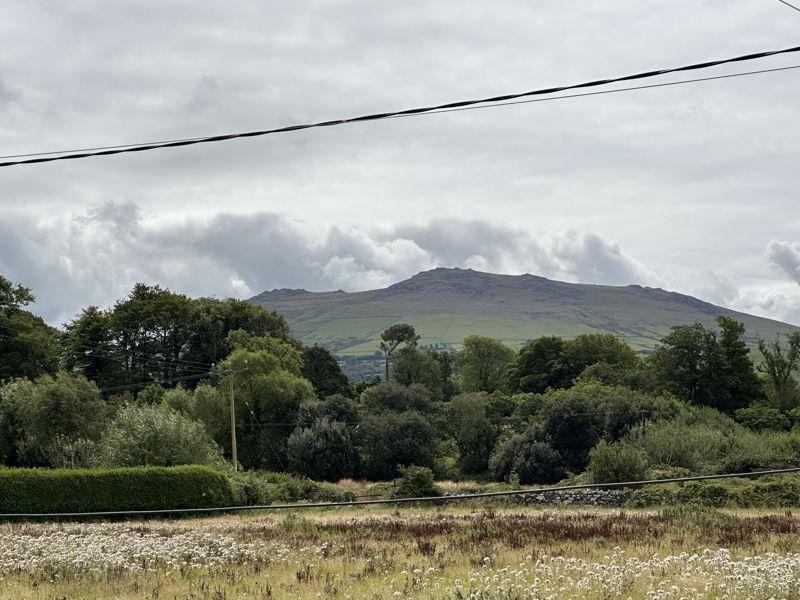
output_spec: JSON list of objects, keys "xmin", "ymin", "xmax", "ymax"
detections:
[{"xmin": 3, "ymin": 505, "xmax": 800, "ymax": 599}]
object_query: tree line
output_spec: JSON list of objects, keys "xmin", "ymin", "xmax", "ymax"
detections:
[{"xmin": 1, "ymin": 274, "xmax": 800, "ymax": 484}]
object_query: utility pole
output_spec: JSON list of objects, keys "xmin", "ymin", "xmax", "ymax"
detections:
[{"xmin": 229, "ymin": 375, "xmax": 237, "ymax": 472}]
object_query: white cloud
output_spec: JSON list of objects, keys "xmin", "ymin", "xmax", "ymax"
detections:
[{"xmin": 767, "ymin": 240, "xmax": 800, "ymax": 286}]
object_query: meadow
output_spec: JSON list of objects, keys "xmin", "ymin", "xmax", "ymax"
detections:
[{"xmin": 3, "ymin": 504, "xmax": 800, "ymax": 599}]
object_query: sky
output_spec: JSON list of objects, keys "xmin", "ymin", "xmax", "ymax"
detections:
[{"xmin": 1, "ymin": 0, "xmax": 800, "ymax": 327}]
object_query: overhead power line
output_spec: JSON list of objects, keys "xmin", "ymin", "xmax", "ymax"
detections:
[
  {"xmin": 1, "ymin": 44, "xmax": 800, "ymax": 168},
  {"xmin": 777, "ymin": 0, "xmax": 800, "ymax": 13},
  {"xmin": 1, "ymin": 466, "xmax": 797, "ymax": 518}
]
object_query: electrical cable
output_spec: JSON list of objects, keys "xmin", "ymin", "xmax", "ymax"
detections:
[
  {"xmin": 2, "ymin": 466, "xmax": 798, "ymax": 518},
  {"xmin": 2, "ymin": 45, "xmax": 800, "ymax": 168},
  {"xmin": 777, "ymin": 0, "xmax": 800, "ymax": 13}
]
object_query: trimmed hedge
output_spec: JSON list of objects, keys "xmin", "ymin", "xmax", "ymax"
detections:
[{"xmin": 0, "ymin": 465, "xmax": 235, "ymax": 514}]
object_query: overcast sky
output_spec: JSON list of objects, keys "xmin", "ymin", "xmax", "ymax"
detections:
[{"xmin": 1, "ymin": 0, "xmax": 800, "ymax": 327}]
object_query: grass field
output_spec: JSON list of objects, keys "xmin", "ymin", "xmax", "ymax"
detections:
[{"xmin": 3, "ymin": 504, "xmax": 800, "ymax": 599}]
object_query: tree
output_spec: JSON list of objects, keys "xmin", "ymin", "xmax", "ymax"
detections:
[
  {"xmin": 714, "ymin": 316, "xmax": 764, "ymax": 411},
  {"xmin": 508, "ymin": 336, "xmax": 567, "ymax": 393},
  {"xmin": 358, "ymin": 411, "xmax": 437, "ymax": 480},
  {"xmin": 301, "ymin": 345, "xmax": 351, "ymax": 398},
  {"xmin": 0, "ymin": 372, "xmax": 109, "ymax": 467},
  {"xmin": 216, "ymin": 332, "xmax": 315, "ymax": 470},
  {"xmin": 456, "ymin": 335, "xmax": 515, "ymax": 393},
  {"xmin": 560, "ymin": 334, "xmax": 640, "ymax": 384},
  {"xmin": 391, "ymin": 347, "xmax": 443, "ymax": 401},
  {"xmin": 287, "ymin": 418, "xmax": 358, "ymax": 481},
  {"xmin": 758, "ymin": 332, "xmax": 800, "ymax": 411},
  {"xmin": 360, "ymin": 381, "xmax": 433, "ymax": 414},
  {"xmin": 448, "ymin": 393, "xmax": 497, "ymax": 474},
  {"xmin": 488, "ymin": 427, "xmax": 565, "ymax": 484},
  {"xmin": 542, "ymin": 393, "xmax": 600, "ymax": 472},
  {"xmin": 296, "ymin": 394, "xmax": 359, "ymax": 429},
  {"xmin": 427, "ymin": 349, "xmax": 459, "ymax": 400},
  {"xmin": 648, "ymin": 323, "xmax": 720, "ymax": 405},
  {"xmin": 95, "ymin": 403, "xmax": 224, "ymax": 467},
  {"xmin": 379, "ymin": 324, "xmax": 419, "ymax": 381},
  {"xmin": 586, "ymin": 441, "xmax": 648, "ymax": 483},
  {"xmin": 0, "ymin": 275, "xmax": 58, "ymax": 382},
  {"xmin": 62, "ymin": 306, "xmax": 122, "ymax": 390}
]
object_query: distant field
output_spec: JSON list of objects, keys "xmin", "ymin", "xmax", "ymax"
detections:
[{"xmin": 4, "ymin": 505, "xmax": 800, "ymax": 599}]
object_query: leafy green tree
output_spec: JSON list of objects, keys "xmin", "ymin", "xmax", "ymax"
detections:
[
  {"xmin": 758, "ymin": 332, "xmax": 800, "ymax": 410},
  {"xmin": 456, "ymin": 335, "xmax": 515, "ymax": 393},
  {"xmin": 287, "ymin": 418, "xmax": 358, "ymax": 481},
  {"xmin": 714, "ymin": 316, "xmax": 764, "ymax": 410},
  {"xmin": 560, "ymin": 333, "xmax": 640, "ymax": 385},
  {"xmin": 542, "ymin": 393, "xmax": 600, "ymax": 472},
  {"xmin": 448, "ymin": 392, "xmax": 497, "ymax": 474},
  {"xmin": 62, "ymin": 306, "xmax": 123, "ymax": 390},
  {"xmin": 358, "ymin": 411, "xmax": 436, "ymax": 480},
  {"xmin": 427, "ymin": 349, "xmax": 459, "ymax": 400},
  {"xmin": 507, "ymin": 336, "xmax": 567, "ymax": 393},
  {"xmin": 0, "ymin": 372, "xmax": 109, "ymax": 466},
  {"xmin": 296, "ymin": 394, "xmax": 359, "ymax": 429},
  {"xmin": 95, "ymin": 403, "xmax": 224, "ymax": 467},
  {"xmin": 735, "ymin": 404, "xmax": 790, "ymax": 431},
  {"xmin": 360, "ymin": 381, "xmax": 433, "ymax": 414},
  {"xmin": 489, "ymin": 427, "xmax": 565, "ymax": 484},
  {"xmin": 185, "ymin": 297, "xmax": 292, "ymax": 367},
  {"xmin": 301, "ymin": 345, "xmax": 351, "ymax": 398},
  {"xmin": 0, "ymin": 275, "xmax": 58, "ymax": 382},
  {"xmin": 217, "ymin": 332, "xmax": 314, "ymax": 470},
  {"xmin": 379, "ymin": 323, "xmax": 419, "ymax": 381},
  {"xmin": 391, "ymin": 347, "xmax": 443, "ymax": 401}
]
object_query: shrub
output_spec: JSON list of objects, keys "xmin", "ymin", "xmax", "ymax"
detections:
[
  {"xmin": 489, "ymin": 427, "xmax": 565, "ymax": 484},
  {"xmin": 392, "ymin": 465, "xmax": 440, "ymax": 498},
  {"xmin": 358, "ymin": 411, "xmax": 437, "ymax": 480},
  {"xmin": 0, "ymin": 466, "xmax": 235, "ymax": 513},
  {"xmin": 287, "ymin": 418, "xmax": 358, "ymax": 481},
  {"xmin": 626, "ymin": 419, "xmax": 729, "ymax": 472},
  {"xmin": 586, "ymin": 441, "xmax": 649, "ymax": 483},
  {"xmin": 674, "ymin": 482, "xmax": 730, "ymax": 507},
  {"xmin": 95, "ymin": 403, "xmax": 225, "ymax": 467},
  {"xmin": 735, "ymin": 405, "xmax": 790, "ymax": 431}
]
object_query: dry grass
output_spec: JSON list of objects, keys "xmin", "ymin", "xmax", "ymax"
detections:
[{"xmin": 1, "ymin": 505, "xmax": 800, "ymax": 599}]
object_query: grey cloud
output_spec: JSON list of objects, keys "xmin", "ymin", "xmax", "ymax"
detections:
[
  {"xmin": 0, "ymin": 203, "xmax": 662, "ymax": 325},
  {"xmin": 767, "ymin": 240, "xmax": 800, "ymax": 286}
]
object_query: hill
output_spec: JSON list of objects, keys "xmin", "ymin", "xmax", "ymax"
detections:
[{"xmin": 249, "ymin": 268, "xmax": 798, "ymax": 357}]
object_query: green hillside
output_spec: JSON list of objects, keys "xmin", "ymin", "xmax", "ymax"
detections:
[{"xmin": 249, "ymin": 268, "xmax": 799, "ymax": 357}]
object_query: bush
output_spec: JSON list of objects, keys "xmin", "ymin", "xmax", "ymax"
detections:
[
  {"xmin": 95, "ymin": 403, "xmax": 225, "ymax": 467},
  {"xmin": 358, "ymin": 411, "xmax": 437, "ymax": 480},
  {"xmin": 229, "ymin": 470, "xmax": 355, "ymax": 505},
  {"xmin": 0, "ymin": 466, "xmax": 235, "ymax": 513},
  {"xmin": 392, "ymin": 465, "xmax": 440, "ymax": 499},
  {"xmin": 287, "ymin": 418, "xmax": 358, "ymax": 482},
  {"xmin": 735, "ymin": 405, "xmax": 790, "ymax": 431},
  {"xmin": 489, "ymin": 427, "xmax": 565, "ymax": 484},
  {"xmin": 587, "ymin": 441, "xmax": 649, "ymax": 483}
]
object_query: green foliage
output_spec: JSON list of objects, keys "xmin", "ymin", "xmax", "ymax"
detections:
[
  {"xmin": 359, "ymin": 381, "xmax": 432, "ymax": 414},
  {"xmin": 358, "ymin": 411, "xmax": 437, "ymax": 480},
  {"xmin": 649, "ymin": 318, "xmax": 763, "ymax": 413},
  {"xmin": 489, "ymin": 427, "xmax": 565, "ymax": 484},
  {"xmin": 758, "ymin": 332, "xmax": 800, "ymax": 410},
  {"xmin": 217, "ymin": 336, "xmax": 315, "ymax": 470},
  {"xmin": 456, "ymin": 335, "xmax": 515, "ymax": 393},
  {"xmin": 448, "ymin": 393, "xmax": 497, "ymax": 474},
  {"xmin": 735, "ymin": 404, "xmax": 790, "ymax": 431},
  {"xmin": 228, "ymin": 470, "xmax": 354, "ymax": 505},
  {"xmin": 297, "ymin": 394, "xmax": 359, "ymax": 428},
  {"xmin": 0, "ymin": 372, "xmax": 109, "ymax": 467},
  {"xmin": 95, "ymin": 403, "xmax": 224, "ymax": 467},
  {"xmin": 0, "ymin": 276, "xmax": 58, "ymax": 382},
  {"xmin": 287, "ymin": 418, "xmax": 358, "ymax": 481},
  {"xmin": 380, "ymin": 323, "xmax": 419, "ymax": 381},
  {"xmin": 508, "ymin": 336, "xmax": 566, "ymax": 393},
  {"xmin": 392, "ymin": 465, "xmax": 440, "ymax": 498},
  {"xmin": 586, "ymin": 441, "xmax": 649, "ymax": 483},
  {"xmin": 0, "ymin": 465, "xmax": 235, "ymax": 513},
  {"xmin": 391, "ymin": 347, "xmax": 443, "ymax": 401},
  {"xmin": 301, "ymin": 345, "xmax": 351, "ymax": 399},
  {"xmin": 627, "ymin": 476, "xmax": 800, "ymax": 509}
]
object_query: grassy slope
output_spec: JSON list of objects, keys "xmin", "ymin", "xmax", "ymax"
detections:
[{"xmin": 250, "ymin": 268, "xmax": 799, "ymax": 356}]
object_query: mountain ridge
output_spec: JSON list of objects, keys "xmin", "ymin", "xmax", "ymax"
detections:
[{"xmin": 249, "ymin": 268, "xmax": 797, "ymax": 356}]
